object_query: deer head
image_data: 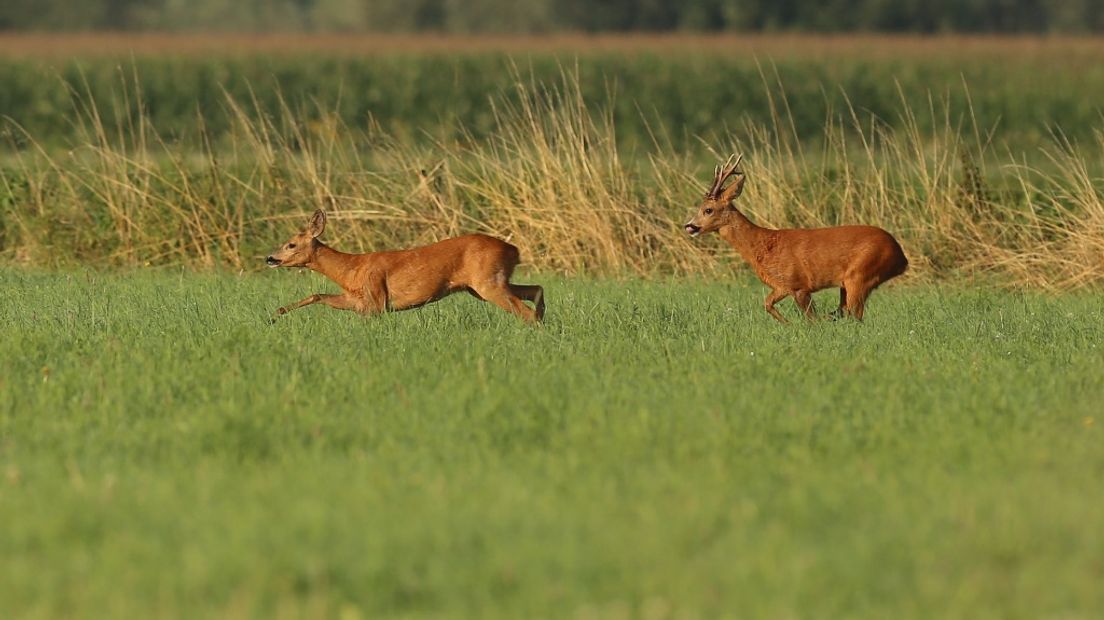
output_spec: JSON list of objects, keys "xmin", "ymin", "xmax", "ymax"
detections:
[
  {"xmin": 684, "ymin": 154, "xmax": 746, "ymax": 237},
  {"xmin": 266, "ymin": 210, "xmax": 326, "ymax": 268}
]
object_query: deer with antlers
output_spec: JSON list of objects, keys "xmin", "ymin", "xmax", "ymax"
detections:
[
  {"xmin": 684, "ymin": 154, "xmax": 907, "ymax": 322},
  {"xmin": 266, "ymin": 210, "xmax": 544, "ymax": 323}
]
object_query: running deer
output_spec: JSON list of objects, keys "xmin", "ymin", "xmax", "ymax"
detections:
[
  {"xmin": 684, "ymin": 154, "xmax": 907, "ymax": 322},
  {"xmin": 266, "ymin": 210, "xmax": 544, "ymax": 323}
]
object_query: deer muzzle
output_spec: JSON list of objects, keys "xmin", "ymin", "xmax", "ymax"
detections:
[
  {"xmin": 684, "ymin": 223, "xmax": 702, "ymax": 237},
  {"xmin": 265, "ymin": 256, "xmax": 281, "ymax": 267}
]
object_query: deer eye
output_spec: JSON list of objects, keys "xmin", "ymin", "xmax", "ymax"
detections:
[
  {"xmin": 704, "ymin": 208, "xmax": 714, "ymax": 215},
  {"xmin": 287, "ymin": 243, "xmax": 297, "ymax": 249}
]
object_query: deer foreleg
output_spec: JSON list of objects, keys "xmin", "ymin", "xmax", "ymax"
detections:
[
  {"xmin": 275, "ymin": 293, "xmax": 356, "ymax": 318},
  {"xmin": 828, "ymin": 287, "xmax": 847, "ymax": 320},
  {"xmin": 793, "ymin": 290, "xmax": 817, "ymax": 320},
  {"xmin": 764, "ymin": 289, "xmax": 790, "ymax": 324}
]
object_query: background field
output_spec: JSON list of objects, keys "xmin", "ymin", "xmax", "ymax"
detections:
[
  {"xmin": 4, "ymin": 34, "xmax": 1104, "ymax": 150},
  {"xmin": 1, "ymin": 269, "xmax": 1102, "ymax": 618},
  {"xmin": 3, "ymin": 35, "xmax": 1104, "ymax": 287}
]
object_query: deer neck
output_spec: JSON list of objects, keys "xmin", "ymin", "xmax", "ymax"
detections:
[
  {"xmin": 307, "ymin": 243, "xmax": 359, "ymax": 290},
  {"xmin": 718, "ymin": 211, "xmax": 769, "ymax": 261}
]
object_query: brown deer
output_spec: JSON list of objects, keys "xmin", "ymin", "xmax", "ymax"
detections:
[
  {"xmin": 266, "ymin": 210, "xmax": 544, "ymax": 323},
  {"xmin": 684, "ymin": 154, "xmax": 907, "ymax": 322}
]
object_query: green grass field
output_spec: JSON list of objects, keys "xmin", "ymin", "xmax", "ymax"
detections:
[
  {"xmin": 5, "ymin": 34, "xmax": 1104, "ymax": 150},
  {"xmin": 2, "ymin": 269, "xmax": 1101, "ymax": 618},
  {"xmin": 2, "ymin": 32, "xmax": 1103, "ymax": 619}
]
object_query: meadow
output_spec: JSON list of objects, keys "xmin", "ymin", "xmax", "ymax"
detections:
[
  {"xmin": 2, "ymin": 34, "xmax": 1104, "ymax": 619},
  {"xmin": 4, "ymin": 34, "xmax": 1104, "ymax": 149},
  {"xmin": 3, "ymin": 35, "xmax": 1104, "ymax": 288},
  {"xmin": 1, "ymin": 269, "xmax": 1102, "ymax": 618}
]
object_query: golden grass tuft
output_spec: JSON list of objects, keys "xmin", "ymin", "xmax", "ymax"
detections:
[{"xmin": 2, "ymin": 69, "xmax": 1102, "ymax": 288}]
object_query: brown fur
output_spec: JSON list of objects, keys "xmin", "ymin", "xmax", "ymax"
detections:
[
  {"xmin": 685, "ymin": 155, "xmax": 907, "ymax": 322},
  {"xmin": 267, "ymin": 210, "xmax": 544, "ymax": 323}
]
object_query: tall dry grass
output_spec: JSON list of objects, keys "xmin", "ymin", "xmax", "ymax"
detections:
[{"xmin": 1, "ymin": 70, "xmax": 1102, "ymax": 288}]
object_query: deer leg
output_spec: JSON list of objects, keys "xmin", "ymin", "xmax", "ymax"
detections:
[
  {"xmin": 276, "ymin": 293, "xmax": 324, "ymax": 316},
  {"xmin": 473, "ymin": 281, "xmax": 538, "ymax": 324},
  {"xmin": 274, "ymin": 293, "xmax": 356, "ymax": 318},
  {"xmin": 848, "ymin": 294, "xmax": 867, "ymax": 321},
  {"xmin": 764, "ymin": 289, "xmax": 790, "ymax": 324},
  {"xmin": 510, "ymin": 284, "xmax": 545, "ymax": 321},
  {"xmin": 843, "ymin": 279, "xmax": 875, "ymax": 321},
  {"xmin": 793, "ymin": 290, "xmax": 817, "ymax": 320},
  {"xmin": 829, "ymin": 287, "xmax": 847, "ymax": 320}
]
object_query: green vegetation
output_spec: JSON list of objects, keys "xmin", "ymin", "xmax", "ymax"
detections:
[
  {"xmin": 4, "ymin": 0, "xmax": 1104, "ymax": 33},
  {"xmin": 1, "ymin": 269, "xmax": 1101, "ymax": 618},
  {"xmin": 3, "ymin": 32, "xmax": 1102, "ymax": 620},
  {"xmin": 3, "ymin": 37, "xmax": 1104, "ymax": 149},
  {"xmin": 4, "ymin": 54, "xmax": 1103, "ymax": 288}
]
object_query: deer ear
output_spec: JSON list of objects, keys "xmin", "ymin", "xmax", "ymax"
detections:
[
  {"xmin": 720, "ymin": 174, "xmax": 746, "ymax": 202},
  {"xmin": 307, "ymin": 209, "xmax": 326, "ymax": 238}
]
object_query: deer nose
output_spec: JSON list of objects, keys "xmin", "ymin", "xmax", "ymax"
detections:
[
  {"xmin": 265, "ymin": 256, "xmax": 280, "ymax": 266},
  {"xmin": 684, "ymin": 223, "xmax": 701, "ymax": 236}
]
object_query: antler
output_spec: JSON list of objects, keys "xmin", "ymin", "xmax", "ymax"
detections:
[{"xmin": 705, "ymin": 153, "xmax": 744, "ymax": 198}]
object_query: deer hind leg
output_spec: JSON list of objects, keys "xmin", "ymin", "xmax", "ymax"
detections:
[
  {"xmin": 793, "ymin": 290, "xmax": 817, "ymax": 321},
  {"xmin": 843, "ymin": 278, "xmax": 878, "ymax": 321},
  {"xmin": 509, "ymin": 284, "xmax": 545, "ymax": 321},
  {"xmin": 471, "ymin": 279, "xmax": 538, "ymax": 324},
  {"xmin": 487, "ymin": 288, "xmax": 538, "ymax": 323},
  {"xmin": 764, "ymin": 288, "xmax": 791, "ymax": 324}
]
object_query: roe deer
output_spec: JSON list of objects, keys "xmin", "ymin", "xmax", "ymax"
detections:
[
  {"xmin": 684, "ymin": 154, "xmax": 907, "ymax": 322},
  {"xmin": 266, "ymin": 210, "xmax": 544, "ymax": 323}
]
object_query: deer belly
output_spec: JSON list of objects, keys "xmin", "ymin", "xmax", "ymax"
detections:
[
  {"xmin": 756, "ymin": 259, "xmax": 836, "ymax": 292},
  {"xmin": 385, "ymin": 278, "xmax": 453, "ymax": 310}
]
